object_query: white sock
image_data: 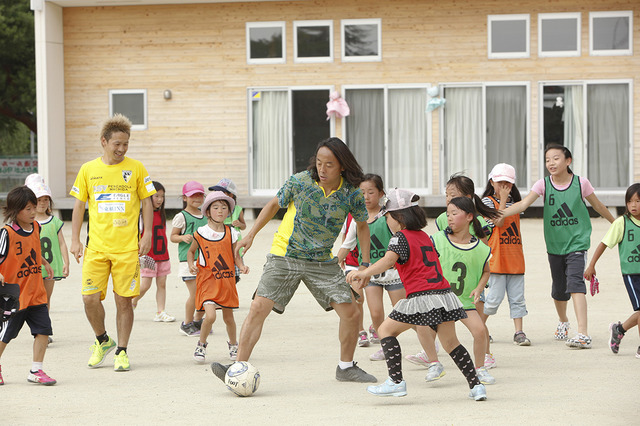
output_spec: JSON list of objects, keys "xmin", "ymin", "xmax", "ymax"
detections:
[
  {"xmin": 31, "ymin": 362, "xmax": 43, "ymax": 372},
  {"xmin": 338, "ymin": 360, "xmax": 354, "ymax": 370}
]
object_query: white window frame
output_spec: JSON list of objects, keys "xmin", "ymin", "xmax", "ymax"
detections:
[
  {"xmin": 438, "ymin": 81, "xmax": 531, "ymax": 193},
  {"xmin": 246, "ymin": 21, "xmax": 286, "ymax": 65},
  {"xmin": 488, "ymin": 14, "xmax": 530, "ymax": 59},
  {"xmin": 341, "ymin": 18, "xmax": 382, "ymax": 63},
  {"xmin": 247, "ymin": 86, "xmax": 336, "ymax": 196},
  {"xmin": 537, "ymin": 79, "xmax": 633, "ymax": 190},
  {"xmin": 340, "ymin": 83, "xmax": 433, "ymax": 195},
  {"xmin": 293, "ymin": 20, "xmax": 333, "ymax": 64},
  {"xmin": 589, "ymin": 11, "xmax": 633, "ymax": 56},
  {"xmin": 109, "ymin": 89, "xmax": 147, "ymax": 131},
  {"xmin": 538, "ymin": 12, "xmax": 581, "ymax": 58}
]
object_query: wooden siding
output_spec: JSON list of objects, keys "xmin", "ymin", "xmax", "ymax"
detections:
[{"xmin": 62, "ymin": 0, "xmax": 640, "ymax": 203}]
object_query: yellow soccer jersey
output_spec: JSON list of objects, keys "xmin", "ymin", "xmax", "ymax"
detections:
[{"xmin": 70, "ymin": 157, "xmax": 155, "ymax": 253}]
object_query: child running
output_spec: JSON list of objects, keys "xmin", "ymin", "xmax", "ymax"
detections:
[
  {"xmin": 425, "ymin": 197, "xmax": 495, "ymax": 385},
  {"xmin": 133, "ymin": 181, "xmax": 175, "ymax": 322},
  {"xmin": 502, "ymin": 144, "xmax": 614, "ymax": 348},
  {"xmin": 171, "ymin": 181, "xmax": 208, "ymax": 336},
  {"xmin": 187, "ymin": 191, "xmax": 249, "ymax": 363},
  {"xmin": 338, "ymin": 174, "xmax": 406, "ymax": 360},
  {"xmin": 481, "ymin": 164, "xmax": 530, "ymax": 347},
  {"xmin": 346, "ymin": 189, "xmax": 487, "ymax": 400},
  {"xmin": 0, "ymin": 186, "xmax": 56, "ymax": 385},
  {"xmin": 584, "ymin": 183, "xmax": 640, "ymax": 358}
]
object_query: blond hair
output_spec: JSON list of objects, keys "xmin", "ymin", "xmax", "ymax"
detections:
[{"xmin": 101, "ymin": 113, "xmax": 132, "ymax": 141}]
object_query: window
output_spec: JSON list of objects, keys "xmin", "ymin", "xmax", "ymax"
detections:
[
  {"xmin": 109, "ymin": 89, "xmax": 147, "ymax": 130},
  {"xmin": 248, "ymin": 88, "xmax": 332, "ymax": 194},
  {"xmin": 488, "ymin": 14, "xmax": 530, "ymax": 59},
  {"xmin": 590, "ymin": 11, "xmax": 633, "ymax": 56},
  {"xmin": 343, "ymin": 85, "xmax": 431, "ymax": 192},
  {"xmin": 294, "ymin": 20, "xmax": 333, "ymax": 63},
  {"xmin": 341, "ymin": 19, "xmax": 382, "ymax": 62},
  {"xmin": 246, "ymin": 22, "xmax": 286, "ymax": 64},
  {"xmin": 541, "ymin": 81, "xmax": 631, "ymax": 188},
  {"xmin": 539, "ymin": 13, "xmax": 581, "ymax": 57},
  {"xmin": 441, "ymin": 84, "xmax": 529, "ymax": 189}
]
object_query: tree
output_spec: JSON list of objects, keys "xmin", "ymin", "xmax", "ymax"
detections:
[{"xmin": 0, "ymin": 0, "xmax": 36, "ymax": 151}]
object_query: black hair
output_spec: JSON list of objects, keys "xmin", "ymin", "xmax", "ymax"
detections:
[
  {"xmin": 387, "ymin": 194, "xmax": 427, "ymax": 231},
  {"xmin": 447, "ymin": 174, "xmax": 500, "ymax": 220},
  {"xmin": 448, "ymin": 197, "xmax": 485, "ymax": 238},
  {"xmin": 308, "ymin": 137, "xmax": 364, "ymax": 188},
  {"xmin": 544, "ymin": 143, "xmax": 573, "ymax": 175},
  {"xmin": 362, "ymin": 173, "xmax": 385, "ymax": 193},
  {"xmin": 624, "ymin": 183, "xmax": 640, "ymax": 218},
  {"xmin": 152, "ymin": 181, "xmax": 166, "ymax": 225},
  {"xmin": 482, "ymin": 180, "xmax": 522, "ymax": 203},
  {"xmin": 3, "ymin": 186, "xmax": 37, "ymax": 224}
]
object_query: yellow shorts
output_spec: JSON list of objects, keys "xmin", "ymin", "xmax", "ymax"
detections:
[{"xmin": 82, "ymin": 248, "xmax": 140, "ymax": 300}]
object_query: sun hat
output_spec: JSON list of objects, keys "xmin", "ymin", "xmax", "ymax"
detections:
[
  {"xmin": 384, "ymin": 188, "xmax": 420, "ymax": 212},
  {"xmin": 488, "ymin": 163, "xmax": 516, "ymax": 184},
  {"xmin": 201, "ymin": 191, "xmax": 236, "ymax": 217},
  {"xmin": 208, "ymin": 178, "xmax": 238, "ymax": 197},
  {"xmin": 25, "ymin": 173, "xmax": 45, "ymax": 186},
  {"xmin": 182, "ymin": 181, "xmax": 205, "ymax": 197},
  {"xmin": 27, "ymin": 181, "xmax": 52, "ymax": 199}
]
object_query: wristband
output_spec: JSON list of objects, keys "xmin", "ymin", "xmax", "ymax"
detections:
[{"xmin": 360, "ymin": 262, "xmax": 370, "ymax": 267}]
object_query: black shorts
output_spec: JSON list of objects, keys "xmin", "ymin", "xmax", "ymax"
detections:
[
  {"xmin": 0, "ymin": 304, "xmax": 52, "ymax": 343},
  {"xmin": 548, "ymin": 251, "xmax": 587, "ymax": 301},
  {"xmin": 622, "ymin": 274, "xmax": 640, "ymax": 311}
]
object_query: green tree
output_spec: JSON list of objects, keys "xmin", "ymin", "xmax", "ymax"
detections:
[{"xmin": 0, "ymin": 0, "xmax": 36, "ymax": 155}]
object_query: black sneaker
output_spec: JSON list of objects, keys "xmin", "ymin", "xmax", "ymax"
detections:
[
  {"xmin": 609, "ymin": 322, "xmax": 624, "ymax": 354},
  {"xmin": 335, "ymin": 362, "xmax": 377, "ymax": 383},
  {"xmin": 211, "ymin": 362, "xmax": 231, "ymax": 382},
  {"xmin": 193, "ymin": 319, "xmax": 203, "ymax": 330}
]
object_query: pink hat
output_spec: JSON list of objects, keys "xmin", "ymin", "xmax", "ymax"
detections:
[
  {"xmin": 202, "ymin": 191, "xmax": 235, "ymax": 217},
  {"xmin": 182, "ymin": 181, "xmax": 205, "ymax": 197},
  {"xmin": 27, "ymin": 181, "xmax": 52, "ymax": 199},
  {"xmin": 488, "ymin": 163, "xmax": 516, "ymax": 184}
]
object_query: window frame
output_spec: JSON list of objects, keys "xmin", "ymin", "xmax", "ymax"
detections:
[
  {"xmin": 246, "ymin": 21, "xmax": 287, "ymax": 65},
  {"xmin": 537, "ymin": 79, "xmax": 633, "ymax": 190},
  {"xmin": 487, "ymin": 14, "xmax": 530, "ymax": 59},
  {"xmin": 293, "ymin": 20, "xmax": 333, "ymax": 64},
  {"xmin": 538, "ymin": 12, "xmax": 581, "ymax": 58},
  {"xmin": 341, "ymin": 83, "xmax": 433, "ymax": 195},
  {"xmin": 108, "ymin": 89, "xmax": 147, "ymax": 131},
  {"xmin": 438, "ymin": 81, "xmax": 531, "ymax": 193},
  {"xmin": 341, "ymin": 18, "xmax": 382, "ymax": 63},
  {"xmin": 589, "ymin": 11, "xmax": 633, "ymax": 56}
]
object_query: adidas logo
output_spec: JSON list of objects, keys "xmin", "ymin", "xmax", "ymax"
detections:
[
  {"xmin": 18, "ymin": 248, "xmax": 41, "ymax": 278},
  {"xmin": 210, "ymin": 254, "xmax": 235, "ymax": 280},
  {"xmin": 370, "ymin": 235, "xmax": 386, "ymax": 260},
  {"xmin": 550, "ymin": 203, "xmax": 579, "ymax": 226},
  {"xmin": 627, "ymin": 244, "xmax": 640, "ymax": 263},
  {"xmin": 499, "ymin": 223, "xmax": 521, "ymax": 245}
]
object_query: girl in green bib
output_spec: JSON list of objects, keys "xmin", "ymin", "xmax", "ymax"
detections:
[{"xmin": 502, "ymin": 144, "xmax": 614, "ymax": 349}]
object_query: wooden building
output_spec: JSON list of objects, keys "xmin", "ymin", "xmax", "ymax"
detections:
[{"xmin": 33, "ymin": 0, "xmax": 638, "ymax": 209}]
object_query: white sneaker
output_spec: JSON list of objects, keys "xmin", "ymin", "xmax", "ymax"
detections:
[
  {"xmin": 405, "ymin": 350, "xmax": 430, "ymax": 366},
  {"xmin": 228, "ymin": 341, "xmax": 238, "ymax": 360},
  {"xmin": 484, "ymin": 353, "xmax": 496, "ymax": 369},
  {"xmin": 425, "ymin": 362, "xmax": 446, "ymax": 382},
  {"xmin": 154, "ymin": 312, "xmax": 176, "ymax": 322},
  {"xmin": 369, "ymin": 348, "xmax": 385, "ymax": 361},
  {"xmin": 476, "ymin": 367, "xmax": 496, "ymax": 385},
  {"xmin": 554, "ymin": 321, "xmax": 570, "ymax": 340},
  {"xmin": 193, "ymin": 342, "xmax": 207, "ymax": 363}
]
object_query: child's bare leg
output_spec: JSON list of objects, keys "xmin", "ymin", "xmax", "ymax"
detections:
[
  {"xmin": 43, "ymin": 279, "xmax": 54, "ymax": 310},
  {"xmin": 222, "ymin": 308, "xmax": 237, "ymax": 344},
  {"xmin": 437, "ymin": 321, "xmax": 481, "ymax": 389},
  {"xmin": 0, "ymin": 341, "xmax": 7, "ymax": 358},
  {"xmin": 622, "ymin": 311, "xmax": 640, "ymax": 333},
  {"xmin": 514, "ymin": 317, "xmax": 524, "ymax": 332},
  {"xmin": 571, "ymin": 293, "xmax": 588, "ymax": 335},
  {"xmin": 33, "ymin": 334, "xmax": 48, "ymax": 362},
  {"xmin": 416, "ymin": 326, "xmax": 439, "ymax": 362},
  {"xmin": 199, "ymin": 305, "xmax": 216, "ymax": 345},
  {"xmin": 365, "ymin": 285, "xmax": 385, "ymax": 332},
  {"xmin": 460, "ymin": 311, "xmax": 488, "ymax": 368},
  {"xmin": 133, "ymin": 277, "xmax": 153, "ymax": 308},
  {"xmin": 155, "ymin": 275, "xmax": 168, "ymax": 313},
  {"xmin": 476, "ymin": 301, "xmax": 491, "ymax": 353},
  {"xmin": 387, "ymin": 287, "xmax": 406, "ymax": 307},
  {"xmin": 184, "ymin": 279, "xmax": 197, "ymax": 323},
  {"xmin": 554, "ymin": 299, "xmax": 569, "ymax": 323}
]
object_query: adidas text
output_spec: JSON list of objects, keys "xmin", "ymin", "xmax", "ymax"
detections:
[
  {"xmin": 500, "ymin": 236, "xmax": 521, "ymax": 245},
  {"xmin": 18, "ymin": 265, "xmax": 41, "ymax": 278},
  {"xmin": 550, "ymin": 217, "xmax": 579, "ymax": 226}
]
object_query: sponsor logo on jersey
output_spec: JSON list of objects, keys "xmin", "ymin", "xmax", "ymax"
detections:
[
  {"xmin": 500, "ymin": 222, "xmax": 521, "ymax": 245},
  {"xmin": 627, "ymin": 245, "xmax": 640, "ymax": 263},
  {"xmin": 17, "ymin": 248, "xmax": 41, "ymax": 278},
  {"xmin": 93, "ymin": 185, "xmax": 108, "ymax": 193},
  {"xmin": 122, "ymin": 170, "xmax": 132, "ymax": 183},
  {"xmin": 98, "ymin": 202, "xmax": 126, "ymax": 213},
  {"xmin": 550, "ymin": 203, "xmax": 579, "ymax": 226},
  {"xmin": 370, "ymin": 235, "xmax": 387, "ymax": 259},
  {"xmin": 210, "ymin": 254, "xmax": 235, "ymax": 279},
  {"xmin": 90, "ymin": 176, "xmax": 103, "ymax": 180},
  {"xmin": 144, "ymin": 176, "xmax": 152, "ymax": 184},
  {"xmin": 96, "ymin": 193, "xmax": 131, "ymax": 201}
]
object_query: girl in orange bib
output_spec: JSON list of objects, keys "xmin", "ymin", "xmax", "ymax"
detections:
[{"xmin": 187, "ymin": 191, "xmax": 249, "ymax": 364}]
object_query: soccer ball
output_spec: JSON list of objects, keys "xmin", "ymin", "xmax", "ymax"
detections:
[{"xmin": 225, "ymin": 361, "xmax": 260, "ymax": 397}]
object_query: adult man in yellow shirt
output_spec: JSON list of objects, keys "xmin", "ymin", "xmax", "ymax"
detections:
[{"xmin": 70, "ymin": 114, "xmax": 155, "ymax": 371}]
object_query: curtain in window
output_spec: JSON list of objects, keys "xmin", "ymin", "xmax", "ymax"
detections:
[
  {"xmin": 388, "ymin": 88, "xmax": 428, "ymax": 188},
  {"xmin": 563, "ymin": 85, "xmax": 585, "ymax": 177},
  {"xmin": 486, "ymin": 86, "xmax": 527, "ymax": 187},
  {"xmin": 587, "ymin": 83, "xmax": 629, "ymax": 188},
  {"xmin": 252, "ymin": 91, "xmax": 289, "ymax": 190},
  {"xmin": 344, "ymin": 89, "xmax": 385, "ymax": 178},
  {"xmin": 444, "ymin": 87, "xmax": 483, "ymax": 187}
]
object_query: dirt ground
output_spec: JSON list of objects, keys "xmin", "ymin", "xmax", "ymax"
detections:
[{"xmin": 2, "ymin": 217, "xmax": 638, "ymax": 425}]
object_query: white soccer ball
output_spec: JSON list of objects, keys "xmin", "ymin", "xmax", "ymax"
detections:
[{"xmin": 225, "ymin": 361, "xmax": 260, "ymax": 397}]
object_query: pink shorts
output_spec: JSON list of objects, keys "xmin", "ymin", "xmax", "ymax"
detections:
[{"xmin": 140, "ymin": 260, "xmax": 171, "ymax": 278}]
